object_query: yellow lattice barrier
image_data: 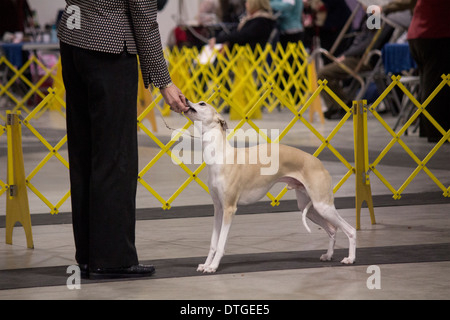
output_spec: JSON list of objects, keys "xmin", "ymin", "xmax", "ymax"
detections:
[
  {"xmin": 163, "ymin": 42, "xmax": 310, "ymax": 117},
  {"xmin": 21, "ymin": 88, "xmax": 70, "ymax": 215},
  {"xmin": 0, "ymin": 55, "xmax": 63, "ymax": 122},
  {"xmin": 136, "ymin": 42, "xmax": 326, "ymax": 210},
  {"xmin": 137, "ymin": 78, "xmax": 354, "ymax": 210},
  {"xmin": 353, "ymin": 100, "xmax": 375, "ymax": 230},
  {"xmin": 2, "ymin": 48, "xmax": 449, "ymax": 238},
  {"xmin": 368, "ymin": 74, "xmax": 450, "ymax": 200},
  {"xmin": 0, "ymin": 44, "xmax": 370, "ymax": 220},
  {"xmin": 0, "ymin": 122, "xmax": 7, "ymax": 197},
  {"xmin": 1, "ymin": 43, "xmax": 315, "ymax": 215}
]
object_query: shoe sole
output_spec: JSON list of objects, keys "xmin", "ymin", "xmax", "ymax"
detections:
[{"xmin": 88, "ymin": 269, "xmax": 155, "ymax": 280}]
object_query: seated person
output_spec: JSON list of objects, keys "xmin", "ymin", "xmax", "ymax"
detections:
[
  {"xmin": 318, "ymin": 21, "xmax": 380, "ymax": 119},
  {"xmin": 317, "ymin": 11, "xmax": 409, "ymax": 119},
  {"xmin": 209, "ymin": 0, "xmax": 276, "ymax": 49},
  {"xmin": 198, "ymin": 0, "xmax": 219, "ymax": 25}
]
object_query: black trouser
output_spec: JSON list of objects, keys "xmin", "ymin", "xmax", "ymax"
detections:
[
  {"xmin": 279, "ymin": 31, "xmax": 303, "ymax": 48},
  {"xmin": 60, "ymin": 42, "xmax": 139, "ymax": 269},
  {"xmin": 409, "ymin": 38, "xmax": 450, "ymax": 141}
]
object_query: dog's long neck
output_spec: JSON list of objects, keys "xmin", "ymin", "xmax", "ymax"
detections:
[{"xmin": 200, "ymin": 123, "xmax": 230, "ymax": 165}]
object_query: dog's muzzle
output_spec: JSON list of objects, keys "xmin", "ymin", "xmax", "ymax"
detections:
[{"xmin": 185, "ymin": 99, "xmax": 197, "ymax": 113}]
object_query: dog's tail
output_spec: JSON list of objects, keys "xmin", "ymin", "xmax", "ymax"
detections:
[{"xmin": 302, "ymin": 201, "xmax": 312, "ymax": 233}]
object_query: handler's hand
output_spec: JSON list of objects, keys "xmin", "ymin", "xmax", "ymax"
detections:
[{"xmin": 160, "ymin": 84, "xmax": 189, "ymax": 113}]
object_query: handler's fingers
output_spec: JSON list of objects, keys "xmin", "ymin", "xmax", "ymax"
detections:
[
  {"xmin": 174, "ymin": 92, "xmax": 188, "ymax": 113},
  {"xmin": 161, "ymin": 84, "xmax": 189, "ymax": 113}
]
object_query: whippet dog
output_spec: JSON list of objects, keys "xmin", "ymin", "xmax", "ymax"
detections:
[{"xmin": 184, "ymin": 100, "xmax": 356, "ymax": 273}]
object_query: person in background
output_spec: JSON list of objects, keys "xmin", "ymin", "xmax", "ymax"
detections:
[
  {"xmin": 198, "ymin": 0, "xmax": 219, "ymax": 26},
  {"xmin": 270, "ymin": 0, "xmax": 304, "ymax": 46},
  {"xmin": 209, "ymin": 0, "xmax": 276, "ymax": 49},
  {"xmin": 317, "ymin": 13, "xmax": 396, "ymax": 119},
  {"xmin": 0, "ymin": 0, "xmax": 33, "ymax": 39},
  {"xmin": 218, "ymin": 0, "xmax": 246, "ymax": 24},
  {"xmin": 318, "ymin": 0, "xmax": 352, "ymax": 57}
]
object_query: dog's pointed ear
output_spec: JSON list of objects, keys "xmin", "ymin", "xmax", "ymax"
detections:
[
  {"xmin": 215, "ymin": 112, "xmax": 228, "ymax": 131},
  {"xmin": 218, "ymin": 118, "xmax": 228, "ymax": 131}
]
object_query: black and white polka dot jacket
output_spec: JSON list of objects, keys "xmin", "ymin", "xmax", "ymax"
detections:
[{"xmin": 58, "ymin": 0, "xmax": 171, "ymax": 89}]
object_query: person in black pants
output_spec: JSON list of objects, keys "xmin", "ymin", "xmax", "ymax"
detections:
[
  {"xmin": 209, "ymin": 0, "xmax": 276, "ymax": 49},
  {"xmin": 58, "ymin": 0, "xmax": 188, "ymax": 279}
]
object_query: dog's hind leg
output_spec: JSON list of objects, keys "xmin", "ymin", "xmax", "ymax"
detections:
[
  {"xmin": 310, "ymin": 208, "xmax": 337, "ymax": 262},
  {"xmin": 295, "ymin": 190, "xmax": 337, "ymax": 261},
  {"xmin": 313, "ymin": 202, "xmax": 356, "ymax": 264}
]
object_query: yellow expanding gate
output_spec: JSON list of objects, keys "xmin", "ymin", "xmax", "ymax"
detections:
[{"xmin": 1, "ymin": 43, "xmax": 449, "ymax": 247}]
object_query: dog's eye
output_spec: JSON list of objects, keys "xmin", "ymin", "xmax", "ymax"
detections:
[{"xmin": 199, "ymin": 102, "xmax": 206, "ymax": 106}]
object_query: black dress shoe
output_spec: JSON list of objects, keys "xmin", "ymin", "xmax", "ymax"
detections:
[
  {"xmin": 328, "ymin": 109, "xmax": 346, "ymax": 120},
  {"xmin": 324, "ymin": 108, "xmax": 338, "ymax": 119},
  {"xmin": 427, "ymin": 136, "xmax": 441, "ymax": 143},
  {"xmin": 89, "ymin": 264, "xmax": 155, "ymax": 280},
  {"xmin": 78, "ymin": 264, "xmax": 89, "ymax": 279}
]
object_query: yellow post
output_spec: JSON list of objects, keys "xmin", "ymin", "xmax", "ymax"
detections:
[
  {"xmin": 308, "ymin": 60, "xmax": 325, "ymax": 124},
  {"xmin": 353, "ymin": 100, "xmax": 375, "ymax": 230},
  {"xmin": 5, "ymin": 111, "xmax": 34, "ymax": 249}
]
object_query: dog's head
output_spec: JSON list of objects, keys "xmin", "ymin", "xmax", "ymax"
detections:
[{"xmin": 184, "ymin": 99, "xmax": 228, "ymax": 132}]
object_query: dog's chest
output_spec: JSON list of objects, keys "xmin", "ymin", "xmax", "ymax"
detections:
[
  {"xmin": 237, "ymin": 184, "xmax": 273, "ymax": 205},
  {"xmin": 207, "ymin": 165, "xmax": 224, "ymax": 191}
]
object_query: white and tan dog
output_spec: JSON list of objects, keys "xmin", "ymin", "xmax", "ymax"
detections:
[{"xmin": 184, "ymin": 100, "xmax": 356, "ymax": 273}]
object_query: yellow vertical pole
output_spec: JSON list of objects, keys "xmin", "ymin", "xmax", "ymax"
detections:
[
  {"xmin": 308, "ymin": 60, "xmax": 325, "ymax": 124},
  {"xmin": 5, "ymin": 111, "xmax": 34, "ymax": 249},
  {"xmin": 353, "ymin": 100, "xmax": 375, "ymax": 230}
]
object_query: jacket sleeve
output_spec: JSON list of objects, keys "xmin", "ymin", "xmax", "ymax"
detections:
[{"xmin": 128, "ymin": 0, "xmax": 172, "ymax": 88}]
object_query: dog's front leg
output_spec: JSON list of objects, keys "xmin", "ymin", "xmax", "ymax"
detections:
[
  {"xmin": 197, "ymin": 194, "xmax": 222, "ymax": 272},
  {"xmin": 202, "ymin": 206, "xmax": 236, "ymax": 273},
  {"xmin": 197, "ymin": 201, "xmax": 223, "ymax": 272}
]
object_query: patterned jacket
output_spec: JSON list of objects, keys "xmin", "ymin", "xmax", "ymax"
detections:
[{"xmin": 58, "ymin": 0, "xmax": 171, "ymax": 88}]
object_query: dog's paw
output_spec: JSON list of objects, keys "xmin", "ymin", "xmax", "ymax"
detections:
[
  {"xmin": 341, "ymin": 257, "xmax": 355, "ymax": 264},
  {"xmin": 320, "ymin": 253, "xmax": 333, "ymax": 261},
  {"xmin": 203, "ymin": 265, "xmax": 217, "ymax": 273},
  {"xmin": 197, "ymin": 264, "xmax": 207, "ymax": 272}
]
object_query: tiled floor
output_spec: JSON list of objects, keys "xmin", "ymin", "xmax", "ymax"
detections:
[{"xmin": 1, "ymin": 109, "xmax": 449, "ymax": 301}]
